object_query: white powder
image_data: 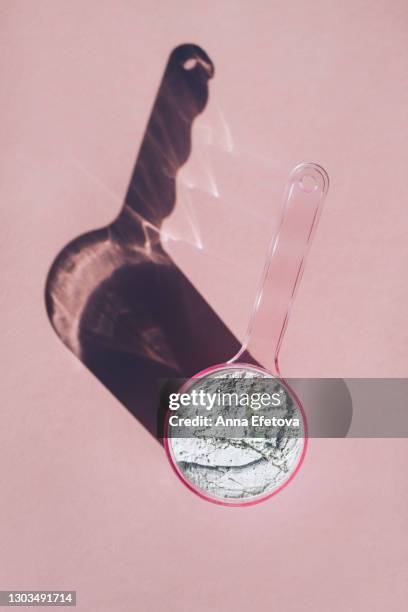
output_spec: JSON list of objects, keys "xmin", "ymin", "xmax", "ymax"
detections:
[{"xmin": 168, "ymin": 365, "xmax": 305, "ymax": 503}]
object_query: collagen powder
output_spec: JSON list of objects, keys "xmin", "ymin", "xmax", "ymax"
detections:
[{"xmin": 166, "ymin": 365, "xmax": 306, "ymax": 504}]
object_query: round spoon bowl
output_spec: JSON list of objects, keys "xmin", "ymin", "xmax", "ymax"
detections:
[{"xmin": 164, "ymin": 362, "xmax": 307, "ymax": 506}]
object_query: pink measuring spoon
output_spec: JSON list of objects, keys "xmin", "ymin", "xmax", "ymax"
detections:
[{"xmin": 165, "ymin": 162, "xmax": 329, "ymax": 505}]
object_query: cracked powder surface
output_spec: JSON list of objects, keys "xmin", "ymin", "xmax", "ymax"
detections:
[{"xmin": 168, "ymin": 366, "xmax": 305, "ymax": 503}]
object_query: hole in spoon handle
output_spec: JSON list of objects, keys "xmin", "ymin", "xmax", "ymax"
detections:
[{"xmin": 231, "ymin": 162, "xmax": 329, "ymax": 374}]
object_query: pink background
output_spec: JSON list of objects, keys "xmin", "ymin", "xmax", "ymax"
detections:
[{"xmin": 1, "ymin": 1, "xmax": 407, "ymax": 610}]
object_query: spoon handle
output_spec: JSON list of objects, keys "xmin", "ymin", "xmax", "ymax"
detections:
[{"xmin": 230, "ymin": 162, "xmax": 329, "ymax": 374}]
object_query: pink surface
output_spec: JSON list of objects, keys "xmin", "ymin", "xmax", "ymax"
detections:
[{"xmin": 1, "ymin": 1, "xmax": 408, "ymax": 610}]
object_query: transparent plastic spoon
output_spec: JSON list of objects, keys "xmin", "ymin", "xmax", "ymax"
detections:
[{"xmin": 165, "ymin": 162, "xmax": 329, "ymax": 505}]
